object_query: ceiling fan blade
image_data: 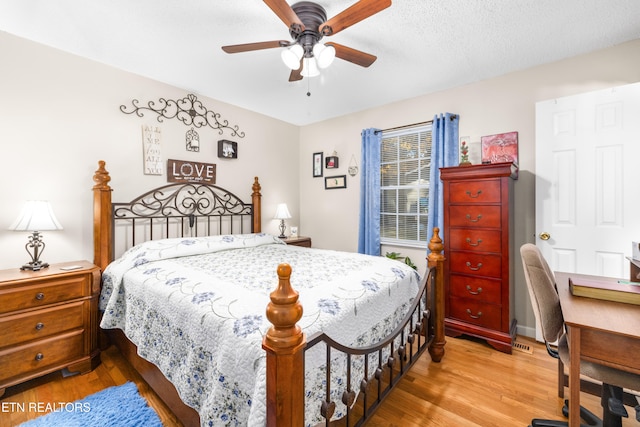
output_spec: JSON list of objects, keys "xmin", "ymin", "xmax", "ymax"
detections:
[
  {"xmin": 327, "ymin": 42, "xmax": 377, "ymax": 67},
  {"xmin": 289, "ymin": 58, "xmax": 304, "ymax": 81},
  {"xmin": 319, "ymin": 0, "xmax": 391, "ymax": 36},
  {"xmin": 222, "ymin": 40, "xmax": 289, "ymax": 54},
  {"xmin": 264, "ymin": 0, "xmax": 305, "ymax": 33}
]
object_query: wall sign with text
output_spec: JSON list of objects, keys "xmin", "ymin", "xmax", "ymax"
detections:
[{"xmin": 167, "ymin": 159, "xmax": 216, "ymax": 184}]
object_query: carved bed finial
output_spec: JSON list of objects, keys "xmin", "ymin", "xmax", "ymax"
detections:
[
  {"xmin": 93, "ymin": 160, "xmax": 112, "ymax": 190},
  {"xmin": 427, "ymin": 227, "xmax": 444, "ymax": 261},
  {"xmin": 263, "ymin": 263, "xmax": 304, "ymax": 349}
]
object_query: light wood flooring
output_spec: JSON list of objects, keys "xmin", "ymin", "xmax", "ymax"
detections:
[{"xmin": 1, "ymin": 336, "xmax": 636, "ymax": 426}]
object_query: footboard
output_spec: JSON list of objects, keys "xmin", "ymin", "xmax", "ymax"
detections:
[{"xmin": 262, "ymin": 229, "xmax": 446, "ymax": 426}]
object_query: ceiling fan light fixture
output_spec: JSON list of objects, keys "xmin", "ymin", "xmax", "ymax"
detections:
[
  {"xmin": 313, "ymin": 43, "xmax": 336, "ymax": 69},
  {"xmin": 301, "ymin": 57, "xmax": 320, "ymax": 77},
  {"xmin": 281, "ymin": 44, "xmax": 304, "ymax": 70}
]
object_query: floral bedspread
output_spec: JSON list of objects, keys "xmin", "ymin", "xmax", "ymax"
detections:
[{"xmin": 99, "ymin": 233, "xmax": 421, "ymax": 426}]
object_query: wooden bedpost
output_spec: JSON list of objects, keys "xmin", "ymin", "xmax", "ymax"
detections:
[
  {"xmin": 93, "ymin": 160, "xmax": 113, "ymax": 271},
  {"xmin": 262, "ymin": 263, "xmax": 305, "ymax": 427},
  {"xmin": 427, "ymin": 227, "xmax": 446, "ymax": 362},
  {"xmin": 252, "ymin": 176, "xmax": 262, "ymax": 233}
]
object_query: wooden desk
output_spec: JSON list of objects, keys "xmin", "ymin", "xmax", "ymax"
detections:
[{"xmin": 555, "ymin": 272, "xmax": 640, "ymax": 427}]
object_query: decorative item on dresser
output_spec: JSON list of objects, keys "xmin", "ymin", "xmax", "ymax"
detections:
[
  {"xmin": 0, "ymin": 261, "xmax": 101, "ymax": 397},
  {"xmin": 440, "ymin": 162, "xmax": 517, "ymax": 353},
  {"xmin": 281, "ymin": 236, "xmax": 311, "ymax": 247}
]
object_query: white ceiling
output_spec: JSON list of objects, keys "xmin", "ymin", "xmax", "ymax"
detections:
[{"xmin": 1, "ymin": 0, "xmax": 640, "ymax": 126}]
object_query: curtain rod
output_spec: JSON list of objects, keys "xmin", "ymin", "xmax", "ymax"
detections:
[{"xmin": 374, "ymin": 115, "xmax": 457, "ymax": 134}]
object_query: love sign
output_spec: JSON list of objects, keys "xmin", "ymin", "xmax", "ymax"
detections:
[{"xmin": 167, "ymin": 159, "xmax": 216, "ymax": 184}]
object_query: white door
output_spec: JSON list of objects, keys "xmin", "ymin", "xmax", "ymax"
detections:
[
  {"xmin": 535, "ymin": 82, "xmax": 640, "ymax": 276},
  {"xmin": 534, "ymin": 82, "xmax": 640, "ymax": 341}
]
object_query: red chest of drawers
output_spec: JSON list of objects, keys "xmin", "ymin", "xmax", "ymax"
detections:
[{"xmin": 440, "ymin": 162, "xmax": 516, "ymax": 353}]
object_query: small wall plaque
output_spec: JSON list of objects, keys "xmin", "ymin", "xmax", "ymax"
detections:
[
  {"xmin": 142, "ymin": 125, "xmax": 163, "ymax": 175},
  {"xmin": 218, "ymin": 140, "xmax": 238, "ymax": 159},
  {"xmin": 167, "ymin": 159, "xmax": 216, "ymax": 184}
]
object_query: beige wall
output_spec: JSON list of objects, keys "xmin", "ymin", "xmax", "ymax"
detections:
[
  {"xmin": 0, "ymin": 31, "xmax": 300, "ymax": 270},
  {"xmin": 2, "ymin": 29, "xmax": 639, "ymax": 338},
  {"xmin": 299, "ymin": 39, "xmax": 640, "ymax": 337}
]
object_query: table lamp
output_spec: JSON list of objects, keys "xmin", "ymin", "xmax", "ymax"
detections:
[
  {"xmin": 8, "ymin": 200, "xmax": 63, "ymax": 271},
  {"xmin": 273, "ymin": 203, "xmax": 291, "ymax": 238}
]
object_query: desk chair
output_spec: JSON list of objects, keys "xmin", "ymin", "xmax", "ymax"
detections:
[{"xmin": 520, "ymin": 243, "xmax": 640, "ymax": 427}]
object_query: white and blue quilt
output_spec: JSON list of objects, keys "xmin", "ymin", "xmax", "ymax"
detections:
[{"xmin": 99, "ymin": 233, "xmax": 421, "ymax": 426}]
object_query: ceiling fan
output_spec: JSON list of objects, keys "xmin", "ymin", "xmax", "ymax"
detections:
[{"xmin": 222, "ymin": 0, "xmax": 392, "ymax": 82}]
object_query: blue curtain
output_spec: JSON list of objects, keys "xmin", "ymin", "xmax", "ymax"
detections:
[
  {"xmin": 428, "ymin": 113, "xmax": 459, "ymax": 246},
  {"xmin": 358, "ymin": 128, "xmax": 382, "ymax": 255}
]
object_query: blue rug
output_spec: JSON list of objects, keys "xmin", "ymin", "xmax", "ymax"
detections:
[{"xmin": 19, "ymin": 382, "xmax": 162, "ymax": 427}]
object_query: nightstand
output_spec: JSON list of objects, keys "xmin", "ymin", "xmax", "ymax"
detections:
[
  {"xmin": 0, "ymin": 261, "xmax": 101, "ymax": 397},
  {"xmin": 282, "ymin": 236, "xmax": 312, "ymax": 247}
]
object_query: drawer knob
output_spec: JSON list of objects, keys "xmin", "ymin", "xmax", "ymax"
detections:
[
  {"xmin": 465, "ymin": 214, "xmax": 482, "ymax": 223},
  {"xmin": 465, "ymin": 261, "xmax": 483, "ymax": 271},
  {"xmin": 465, "ymin": 190, "xmax": 482, "ymax": 198},
  {"xmin": 35, "ymin": 292, "xmax": 45, "ymax": 301},
  {"xmin": 35, "ymin": 353, "xmax": 44, "ymax": 361},
  {"xmin": 466, "ymin": 285, "xmax": 483, "ymax": 295},
  {"xmin": 465, "ymin": 238, "xmax": 482, "ymax": 247},
  {"xmin": 35, "ymin": 322, "xmax": 45, "ymax": 331},
  {"xmin": 466, "ymin": 309, "xmax": 483, "ymax": 319}
]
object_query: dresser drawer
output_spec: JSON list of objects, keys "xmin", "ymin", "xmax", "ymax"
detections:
[
  {"xmin": 0, "ymin": 330, "xmax": 85, "ymax": 383},
  {"xmin": 0, "ymin": 301, "xmax": 85, "ymax": 348},
  {"xmin": 0, "ymin": 276, "xmax": 88, "ymax": 314},
  {"xmin": 449, "ymin": 229, "xmax": 502, "ymax": 253},
  {"xmin": 449, "ymin": 274, "xmax": 501, "ymax": 304},
  {"xmin": 449, "ymin": 179, "xmax": 501, "ymax": 204},
  {"xmin": 449, "ymin": 252, "xmax": 502, "ymax": 278},
  {"xmin": 448, "ymin": 205, "xmax": 501, "ymax": 228},
  {"xmin": 448, "ymin": 297, "xmax": 501, "ymax": 330}
]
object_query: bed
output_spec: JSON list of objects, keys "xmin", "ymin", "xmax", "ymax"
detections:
[{"xmin": 92, "ymin": 160, "xmax": 446, "ymax": 426}]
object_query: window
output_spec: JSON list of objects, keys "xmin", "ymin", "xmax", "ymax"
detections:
[{"xmin": 380, "ymin": 124, "xmax": 432, "ymax": 247}]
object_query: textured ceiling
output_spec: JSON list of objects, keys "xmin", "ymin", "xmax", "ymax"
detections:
[{"xmin": 1, "ymin": 0, "xmax": 640, "ymax": 125}]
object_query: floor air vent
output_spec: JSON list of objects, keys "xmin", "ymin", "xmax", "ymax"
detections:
[{"xmin": 512, "ymin": 340, "xmax": 533, "ymax": 354}]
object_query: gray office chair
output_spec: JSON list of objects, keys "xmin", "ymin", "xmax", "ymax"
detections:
[{"xmin": 520, "ymin": 243, "xmax": 640, "ymax": 427}]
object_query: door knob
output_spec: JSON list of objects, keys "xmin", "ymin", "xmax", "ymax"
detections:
[{"xmin": 539, "ymin": 232, "xmax": 551, "ymax": 240}]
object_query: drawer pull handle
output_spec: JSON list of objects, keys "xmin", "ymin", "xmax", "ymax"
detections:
[
  {"xmin": 35, "ymin": 322, "xmax": 45, "ymax": 331},
  {"xmin": 466, "ymin": 309, "xmax": 482, "ymax": 319},
  {"xmin": 466, "ymin": 285, "xmax": 483, "ymax": 295},
  {"xmin": 465, "ymin": 214, "xmax": 482, "ymax": 222},
  {"xmin": 465, "ymin": 238, "xmax": 482, "ymax": 247},
  {"xmin": 35, "ymin": 353, "xmax": 44, "ymax": 361},
  {"xmin": 466, "ymin": 261, "xmax": 483, "ymax": 271},
  {"xmin": 35, "ymin": 292, "xmax": 45, "ymax": 301},
  {"xmin": 465, "ymin": 190, "xmax": 482, "ymax": 198}
]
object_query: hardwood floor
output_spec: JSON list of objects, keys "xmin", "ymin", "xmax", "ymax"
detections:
[{"xmin": 1, "ymin": 336, "xmax": 636, "ymax": 426}]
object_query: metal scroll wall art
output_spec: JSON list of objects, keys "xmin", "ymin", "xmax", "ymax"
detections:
[{"xmin": 120, "ymin": 93, "xmax": 245, "ymax": 138}]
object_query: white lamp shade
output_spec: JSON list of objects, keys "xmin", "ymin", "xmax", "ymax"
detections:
[
  {"xmin": 273, "ymin": 203, "xmax": 292, "ymax": 220},
  {"xmin": 301, "ymin": 57, "xmax": 320, "ymax": 77},
  {"xmin": 281, "ymin": 44, "xmax": 304, "ymax": 70},
  {"xmin": 313, "ymin": 43, "xmax": 336, "ymax": 69},
  {"xmin": 8, "ymin": 200, "xmax": 63, "ymax": 231}
]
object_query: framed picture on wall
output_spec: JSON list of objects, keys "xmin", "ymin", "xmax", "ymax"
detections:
[
  {"xmin": 313, "ymin": 152, "xmax": 323, "ymax": 177},
  {"xmin": 325, "ymin": 175, "xmax": 347, "ymax": 189},
  {"xmin": 218, "ymin": 140, "xmax": 238, "ymax": 159}
]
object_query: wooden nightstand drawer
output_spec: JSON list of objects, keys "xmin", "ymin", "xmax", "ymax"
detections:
[
  {"xmin": 282, "ymin": 236, "xmax": 311, "ymax": 247},
  {"xmin": 0, "ymin": 301, "xmax": 85, "ymax": 348},
  {"xmin": 0, "ymin": 276, "xmax": 87, "ymax": 315},
  {"xmin": 0, "ymin": 330, "xmax": 85, "ymax": 383},
  {"xmin": 448, "ymin": 179, "xmax": 501, "ymax": 204}
]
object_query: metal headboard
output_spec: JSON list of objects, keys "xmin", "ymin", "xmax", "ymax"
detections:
[{"xmin": 112, "ymin": 182, "xmax": 255, "ymax": 256}]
